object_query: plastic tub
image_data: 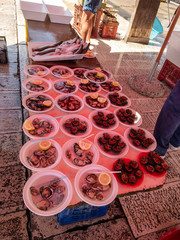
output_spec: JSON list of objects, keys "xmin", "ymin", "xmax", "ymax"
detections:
[
  {"xmin": 74, "ymin": 164, "xmax": 118, "ymax": 206},
  {"xmin": 23, "ymin": 114, "xmax": 59, "ymax": 139},
  {"xmin": 89, "ymin": 109, "xmax": 119, "ymax": 131},
  {"xmin": 19, "ymin": 139, "xmax": 62, "ymax": 172},
  {"xmin": 24, "ymin": 65, "xmax": 50, "ymax": 78},
  {"xmin": 23, "ymin": 77, "xmax": 52, "ymax": 93},
  {"xmin": 52, "ymin": 79, "xmax": 78, "ymax": 95},
  {"xmin": 100, "ymin": 80, "xmax": 122, "ymax": 93},
  {"xmin": 22, "ymin": 93, "xmax": 55, "ymax": 114},
  {"xmin": 114, "ymin": 107, "xmax": 142, "ymax": 127},
  {"xmin": 107, "ymin": 92, "xmax": 131, "ymax": 108},
  {"xmin": 94, "ymin": 130, "xmax": 129, "ymax": 159},
  {"xmin": 124, "ymin": 127, "xmax": 157, "ymax": 152},
  {"xmin": 50, "ymin": 65, "xmax": 74, "ymax": 79},
  {"xmin": 59, "ymin": 114, "xmax": 92, "ymax": 138},
  {"xmin": 55, "ymin": 94, "xmax": 84, "ymax": 113},
  {"xmin": 83, "ymin": 93, "xmax": 110, "ymax": 110},
  {"xmin": 23, "ymin": 170, "xmax": 73, "ymax": 216},
  {"xmin": 62, "ymin": 138, "xmax": 99, "ymax": 170},
  {"xmin": 84, "ymin": 70, "xmax": 108, "ymax": 84}
]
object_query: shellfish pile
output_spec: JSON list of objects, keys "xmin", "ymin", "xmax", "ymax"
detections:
[
  {"xmin": 26, "ymin": 95, "xmax": 52, "ymax": 111},
  {"xmin": 28, "ymin": 118, "xmax": 53, "ymax": 137}
]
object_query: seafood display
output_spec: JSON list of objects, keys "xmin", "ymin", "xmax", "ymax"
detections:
[
  {"xmin": 101, "ymin": 81, "xmax": 121, "ymax": 92},
  {"xmin": 108, "ymin": 92, "xmax": 129, "ymax": 107},
  {"xmin": 139, "ymin": 151, "xmax": 168, "ymax": 175},
  {"xmin": 26, "ymin": 118, "xmax": 54, "ymax": 137},
  {"xmin": 85, "ymin": 94, "xmax": 109, "ymax": 109},
  {"xmin": 128, "ymin": 128, "xmax": 154, "ymax": 149},
  {"xmin": 85, "ymin": 70, "xmax": 107, "ymax": 83},
  {"xmin": 91, "ymin": 111, "xmax": 117, "ymax": 129},
  {"xmin": 27, "ymin": 146, "xmax": 56, "ymax": 168},
  {"xmin": 57, "ymin": 96, "xmax": 82, "ymax": 112},
  {"xmin": 63, "ymin": 117, "xmax": 88, "ymax": 135},
  {"xmin": 73, "ymin": 68, "xmax": 87, "ymax": 80},
  {"xmin": 116, "ymin": 108, "xmax": 138, "ymax": 125},
  {"xmin": 81, "ymin": 173, "xmax": 111, "ymax": 200},
  {"xmin": 79, "ymin": 80, "xmax": 100, "ymax": 93},
  {"xmin": 30, "ymin": 177, "xmax": 65, "ymax": 211},
  {"xmin": 98, "ymin": 132, "xmax": 127, "ymax": 155},
  {"xmin": 25, "ymin": 78, "xmax": 50, "ymax": 92},
  {"xmin": 65, "ymin": 142, "xmax": 94, "ymax": 167},
  {"xmin": 32, "ymin": 37, "xmax": 90, "ymax": 56},
  {"xmin": 25, "ymin": 65, "xmax": 49, "ymax": 77},
  {"xmin": 50, "ymin": 66, "xmax": 73, "ymax": 78},
  {"xmin": 54, "ymin": 80, "xmax": 76, "ymax": 94},
  {"xmin": 26, "ymin": 95, "xmax": 53, "ymax": 111},
  {"xmin": 113, "ymin": 158, "xmax": 144, "ymax": 186}
]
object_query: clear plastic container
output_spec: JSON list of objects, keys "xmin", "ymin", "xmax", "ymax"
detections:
[
  {"xmin": 50, "ymin": 65, "xmax": 74, "ymax": 79},
  {"xmin": 62, "ymin": 138, "xmax": 99, "ymax": 170},
  {"xmin": 107, "ymin": 92, "xmax": 131, "ymax": 108},
  {"xmin": 74, "ymin": 164, "xmax": 118, "ymax": 206},
  {"xmin": 100, "ymin": 80, "xmax": 122, "ymax": 93},
  {"xmin": 59, "ymin": 114, "xmax": 92, "ymax": 138},
  {"xmin": 24, "ymin": 65, "xmax": 50, "ymax": 78},
  {"xmin": 83, "ymin": 93, "xmax": 110, "ymax": 110},
  {"xmin": 94, "ymin": 130, "xmax": 129, "ymax": 158},
  {"xmin": 22, "ymin": 92, "xmax": 55, "ymax": 114},
  {"xmin": 78, "ymin": 81, "xmax": 101, "ymax": 94},
  {"xmin": 20, "ymin": 139, "xmax": 62, "ymax": 172},
  {"xmin": 23, "ymin": 114, "xmax": 59, "ymax": 139},
  {"xmin": 55, "ymin": 94, "xmax": 84, "ymax": 113},
  {"xmin": 23, "ymin": 170, "xmax": 73, "ymax": 216},
  {"xmin": 84, "ymin": 70, "xmax": 108, "ymax": 84},
  {"xmin": 52, "ymin": 79, "xmax": 78, "ymax": 95},
  {"xmin": 23, "ymin": 77, "xmax": 52, "ymax": 93},
  {"xmin": 73, "ymin": 68, "xmax": 88, "ymax": 80}
]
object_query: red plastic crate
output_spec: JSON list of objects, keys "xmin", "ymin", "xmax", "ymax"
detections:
[
  {"xmin": 100, "ymin": 22, "xmax": 119, "ymax": 39},
  {"xmin": 158, "ymin": 59, "xmax": 180, "ymax": 88}
]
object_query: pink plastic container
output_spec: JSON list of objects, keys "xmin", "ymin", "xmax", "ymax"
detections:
[
  {"xmin": 24, "ymin": 65, "xmax": 50, "ymax": 78},
  {"xmin": 22, "ymin": 92, "xmax": 55, "ymax": 114},
  {"xmin": 20, "ymin": 139, "xmax": 62, "ymax": 172},
  {"xmin": 50, "ymin": 65, "xmax": 74, "ymax": 79},
  {"xmin": 23, "ymin": 114, "xmax": 59, "ymax": 139},
  {"xmin": 83, "ymin": 93, "xmax": 110, "ymax": 110},
  {"xmin": 107, "ymin": 92, "xmax": 131, "ymax": 108},
  {"xmin": 23, "ymin": 77, "xmax": 52, "ymax": 93}
]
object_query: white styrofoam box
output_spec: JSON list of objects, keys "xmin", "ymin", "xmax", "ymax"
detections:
[
  {"xmin": 49, "ymin": 9, "xmax": 73, "ymax": 24},
  {"xmin": 43, "ymin": 0, "xmax": 67, "ymax": 15},
  {"xmin": 20, "ymin": 0, "xmax": 44, "ymax": 12},
  {"xmin": 166, "ymin": 31, "xmax": 180, "ymax": 68},
  {"xmin": 21, "ymin": 3, "xmax": 48, "ymax": 21}
]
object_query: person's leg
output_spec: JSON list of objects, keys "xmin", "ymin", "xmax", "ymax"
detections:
[
  {"xmin": 81, "ymin": 10, "xmax": 94, "ymax": 43},
  {"xmin": 86, "ymin": 16, "xmax": 94, "ymax": 43},
  {"xmin": 154, "ymin": 79, "xmax": 180, "ymax": 155},
  {"xmin": 170, "ymin": 124, "xmax": 180, "ymax": 148}
]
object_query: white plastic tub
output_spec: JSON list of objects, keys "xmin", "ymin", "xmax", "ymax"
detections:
[
  {"xmin": 166, "ymin": 31, "xmax": 180, "ymax": 68},
  {"xmin": 49, "ymin": 9, "xmax": 73, "ymax": 25},
  {"xmin": 43, "ymin": 0, "xmax": 67, "ymax": 15}
]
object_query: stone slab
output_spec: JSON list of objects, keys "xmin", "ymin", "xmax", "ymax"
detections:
[
  {"xmin": 0, "ymin": 110, "xmax": 22, "ymax": 133},
  {"xmin": 119, "ymin": 181, "xmax": 180, "ymax": 238},
  {"xmin": 140, "ymin": 112, "xmax": 159, "ymax": 132},
  {"xmin": 0, "ymin": 91, "xmax": 21, "ymax": 109},
  {"xmin": 8, "ymin": 52, "xmax": 18, "ymax": 63},
  {"xmin": 0, "ymin": 75, "xmax": 20, "ymax": 90},
  {"xmin": 164, "ymin": 152, "xmax": 180, "ymax": 184},
  {"xmin": 30, "ymin": 198, "xmax": 125, "ymax": 239},
  {"xmin": 51, "ymin": 218, "xmax": 135, "ymax": 240},
  {"xmin": 0, "ymin": 211, "xmax": 29, "ymax": 240},
  {"xmin": 168, "ymin": 151, "xmax": 180, "ymax": 169},
  {"xmin": 0, "ymin": 164, "xmax": 26, "ymax": 214},
  {"xmin": 0, "ymin": 63, "xmax": 18, "ymax": 74},
  {"xmin": 0, "ymin": 132, "xmax": 22, "ymax": 167}
]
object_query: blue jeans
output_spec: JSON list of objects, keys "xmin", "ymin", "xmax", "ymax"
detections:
[
  {"xmin": 83, "ymin": 0, "xmax": 103, "ymax": 14},
  {"xmin": 153, "ymin": 79, "xmax": 180, "ymax": 155}
]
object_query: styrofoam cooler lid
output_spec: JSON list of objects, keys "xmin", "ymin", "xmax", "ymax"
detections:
[{"xmin": 166, "ymin": 31, "xmax": 180, "ymax": 68}]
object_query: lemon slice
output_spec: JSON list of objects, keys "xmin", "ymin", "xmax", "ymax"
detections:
[
  {"xmin": 24, "ymin": 119, "xmax": 35, "ymax": 131},
  {"xmin": 62, "ymin": 74, "xmax": 69, "ymax": 77},
  {"xmin": 81, "ymin": 79, "xmax": 89, "ymax": 84},
  {"xmin": 32, "ymin": 79, "xmax": 43, "ymax": 85},
  {"xmin": 97, "ymin": 72, "xmax": 104, "ymax": 78},
  {"xmin": 98, "ymin": 172, "xmax": 111, "ymax": 185},
  {"xmin": 90, "ymin": 92, "xmax": 98, "ymax": 99},
  {"xmin": 67, "ymin": 80, "xmax": 74, "ymax": 86},
  {"xmin": 97, "ymin": 97, "xmax": 106, "ymax": 103},
  {"xmin": 39, "ymin": 140, "xmax": 52, "ymax": 150},
  {"xmin": 37, "ymin": 71, "xmax": 46, "ymax": 76},
  {"xmin": 112, "ymin": 81, "xmax": 119, "ymax": 86},
  {"xmin": 85, "ymin": 50, "xmax": 94, "ymax": 57},
  {"xmin": 94, "ymin": 67, "xmax": 101, "ymax": 72},
  {"xmin": 43, "ymin": 100, "xmax": 52, "ymax": 107},
  {"xmin": 79, "ymin": 140, "xmax": 92, "ymax": 150}
]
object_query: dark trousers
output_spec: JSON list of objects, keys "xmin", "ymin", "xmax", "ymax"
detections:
[{"xmin": 153, "ymin": 79, "xmax": 180, "ymax": 155}]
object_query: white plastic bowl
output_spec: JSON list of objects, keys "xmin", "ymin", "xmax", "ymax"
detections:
[
  {"xmin": 83, "ymin": 93, "xmax": 110, "ymax": 110},
  {"xmin": 55, "ymin": 94, "xmax": 84, "ymax": 113},
  {"xmin": 78, "ymin": 81, "xmax": 101, "ymax": 94},
  {"xmin": 24, "ymin": 65, "xmax": 50, "ymax": 78},
  {"xmin": 74, "ymin": 164, "xmax": 118, "ymax": 206},
  {"xmin": 59, "ymin": 114, "xmax": 92, "ymax": 138},
  {"xmin": 107, "ymin": 92, "xmax": 131, "ymax": 108},
  {"xmin": 52, "ymin": 79, "xmax": 78, "ymax": 95},
  {"xmin": 23, "ymin": 114, "xmax": 59, "ymax": 140},
  {"xmin": 73, "ymin": 68, "xmax": 88, "ymax": 80},
  {"xmin": 100, "ymin": 80, "xmax": 122, "ymax": 93},
  {"xmin": 22, "ymin": 92, "xmax": 55, "ymax": 114},
  {"xmin": 84, "ymin": 70, "xmax": 108, "ymax": 84},
  {"xmin": 20, "ymin": 139, "xmax": 62, "ymax": 172},
  {"xmin": 50, "ymin": 65, "xmax": 74, "ymax": 79},
  {"xmin": 23, "ymin": 77, "xmax": 52, "ymax": 93},
  {"xmin": 94, "ymin": 130, "xmax": 129, "ymax": 159},
  {"xmin": 62, "ymin": 138, "xmax": 99, "ymax": 170},
  {"xmin": 23, "ymin": 170, "xmax": 73, "ymax": 216}
]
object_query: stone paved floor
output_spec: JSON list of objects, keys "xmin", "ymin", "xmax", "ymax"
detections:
[{"xmin": 0, "ymin": 0, "xmax": 180, "ymax": 239}]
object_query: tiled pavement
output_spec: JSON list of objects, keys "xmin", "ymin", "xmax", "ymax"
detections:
[{"xmin": 0, "ymin": 0, "xmax": 180, "ymax": 239}]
